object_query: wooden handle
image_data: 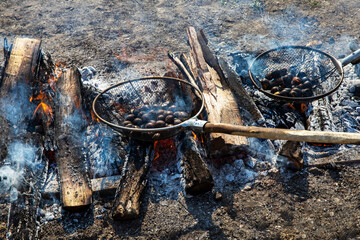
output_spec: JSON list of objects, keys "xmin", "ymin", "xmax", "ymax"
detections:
[{"xmin": 204, "ymin": 123, "xmax": 360, "ymax": 145}]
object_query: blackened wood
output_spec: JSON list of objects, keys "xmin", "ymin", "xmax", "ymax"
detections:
[
  {"xmin": 55, "ymin": 67, "xmax": 92, "ymax": 210},
  {"xmin": 112, "ymin": 141, "xmax": 152, "ymax": 220},
  {"xmin": 178, "ymin": 132, "xmax": 214, "ymax": 195},
  {"xmin": 186, "ymin": 27, "xmax": 248, "ymax": 158}
]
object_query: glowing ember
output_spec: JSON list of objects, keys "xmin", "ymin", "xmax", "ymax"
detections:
[{"xmin": 152, "ymin": 138, "xmax": 177, "ymax": 171}]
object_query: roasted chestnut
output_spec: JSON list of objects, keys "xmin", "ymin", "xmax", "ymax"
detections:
[
  {"xmin": 302, "ymin": 80, "xmax": 312, "ymax": 89},
  {"xmin": 145, "ymin": 122, "xmax": 155, "ymax": 128},
  {"xmin": 271, "ymin": 86, "xmax": 281, "ymax": 94},
  {"xmin": 141, "ymin": 113, "xmax": 151, "ymax": 121},
  {"xmin": 122, "ymin": 120, "xmax": 132, "ymax": 126},
  {"xmin": 279, "ymin": 88, "xmax": 291, "ymax": 96},
  {"xmin": 279, "ymin": 68, "xmax": 288, "ymax": 76},
  {"xmin": 289, "ymin": 88, "xmax": 302, "ymax": 97},
  {"xmin": 261, "ymin": 79, "xmax": 271, "ymax": 90},
  {"xmin": 133, "ymin": 118, "xmax": 143, "ymax": 125},
  {"xmin": 297, "ymin": 71, "xmax": 307, "ymax": 79},
  {"xmin": 155, "ymin": 120, "xmax": 166, "ymax": 128},
  {"xmin": 302, "ymin": 88, "xmax": 313, "ymax": 97},
  {"xmin": 156, "ymin": 109, "xmax": 165, "ymax": 115},
  {"xmin": 157, "ymin": 114, "xmax": 165, "ymax": 121},
  {"xmin": 282, "ymin": 75, "xmax": 293, "ymax": 87},
  {"xmin": 173, "ymin": 119, "xmax": 182, "ymax": 125},
  {"xmin": 169, "ymin": 105, "xmax": 177, "ymax": 112},
  {"xmin": 165, "ymin": 115, "xmax": 174, "ymax": 124},
  {"xmin": 164, "ymin": 111, "xmax": 173, "ymax": 117},
  {"xmin": 272, "ymin": 78, "xmax": 284, "ymax": 87},
  {"xmin": 265, "ymin": 70, "xmax": 281, "ymax": 80},
  {"xmin": 291, "ymin": 77, "xmax": 302, "ymax": 86},
  {"xmin": 125, "ymin": 114, "xmax": 136, "ymax": 121},
  {"xmin": 174, "ymin": 111, "xmax": 188, "ymax": 120}
]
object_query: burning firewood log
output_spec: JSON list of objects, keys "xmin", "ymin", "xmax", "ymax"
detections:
[
  {"xmin": 177, "ymin": 132, "xmax": 214, "ymax": 195},
  {"xmin": 168, "ymin": 53, "xmax": 214, "ymax": 195},
  {"xmin": 112, "ymin": 140, "xmax": 152, "ymax": 220},
  {"xmin": 184, "ymin": 26, "xmax": 248, "ymax": 158},
  {"xmin": 0, "ymin": 37, "xmax": 48, "ymax": 239},
  {"xmin": 55, "ymin": 67, "xmax": 92, "ymax": 210}
]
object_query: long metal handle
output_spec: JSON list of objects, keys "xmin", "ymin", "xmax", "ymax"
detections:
[
  {"xmin": 203, "ymin": 122, "xmax": 360, "ymax": 145},
  {"xmin": 342, "ymin": 48, "xmax": 360, "ymax": 66}
]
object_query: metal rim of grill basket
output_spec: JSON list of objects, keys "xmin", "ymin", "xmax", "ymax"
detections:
[
  {"xmin": 92, "ymin": 76, "xmax": 205, "ymax": 141},
  {"xmin": 248, "ymin": 45, "xmax": 344, "ymax": 102}
]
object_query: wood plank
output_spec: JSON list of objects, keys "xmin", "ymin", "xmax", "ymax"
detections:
[
  {"xmin": 55, "ymin": 67, "xmax": 92, "ymax": 210},
  {"xmin": 0, "ymin": 38, "xmax": 46, "ymax": 240},
  {"xmin": 186, "ymin": 27, "xmax": 247, "ymax": 158},
  {"xmin": 112, "ymin": 141, "xmax": 152, "ymax": 220}
]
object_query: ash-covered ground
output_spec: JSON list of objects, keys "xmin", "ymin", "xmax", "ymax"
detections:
[{"xmin": 1, "ymin": 0, "xmax": 360, "ymax": 239}]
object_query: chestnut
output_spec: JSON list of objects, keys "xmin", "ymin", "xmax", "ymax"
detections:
[
  {"xmin": 272, "ymin": 78, "xmax": 284, "ymax": 87},
  {"xmin": 125, "ymin": 114, "xmax": 136, "ymax": 122},
  {"xmin": 164, "ymin": 111, "xmax": 173, "ymax": 117},
  {"xmin": 165, "ymin": 115, "xmax": 174, "ymax": 124},
  {"xmin": 279, "ymin": 88, "xmax": 291, "ymax": 96},
  {"xmin": 174, "ymin": 111, "xmax": 188, "ymax": 120},
  {"xmin": 279, "ymin": 68, "xmax": 288, "ymax": 76},
  {"xmin": 133, "ymin": 118, "xmax": 143, "ymax": 126},
  {"xmin": 169, "ymin": 105, "xmax": 177, "ymax": 112},
  {"xmin": 141, "ymin": 113, "xmax": 151, "ymax": 121},
  {"xmin": 140, "ymin": 104, "xmax": 149, "ymax": 112},
  {"xmin": 145, "ymin": 122, "xmax": 155, "ymax": 128},
  {"xmin": 289, "ymin": 88, "xmax": 302, "ymax": 97},
  {"xmin": 156, "ymin": 109, "xmax": 165, "ymax": 115},
  {"xmin": 282, "ymin": 75, "xmax": 293, "ymax": 88},
  {"xmin": 122, "ymin": 120, "xmax": 132, "ymax": 126},
  {"xmin": 302, "ymin": 80, "xmax": 312, "ymax": 89},
  {"xmin": 302, "ymin": 88, "xmax": 313, "ymax": 97},
  {"xmin": 261, "ymin": 79, "xmax": 271, "ymax": 90},
  {"xmin": 271, "ymin": 86, "xmax": 281, "ymax": 94},
  {"xmin": 155, "ymin": 120, "xmax": 166, "ymax": 128},
  {"xmin": 173, "ymin": 119, "xmax": 182, "ymax": 125},
  {"xmin": 125, "ymin": 123, "xmax": 134, "ymax": 128},
  {"xmin": 265, "ymin": 70, "xmax": 281, "ymax": 80},
  {"xmin": 297, "ymin": 71, "xmax": 307, "ymax": 79},
  {"xmin": 291, "ymin": 77, "xmax": 302, "ymax": 86},
  {"xmin": 157, "ymin": 114, "xmax": 165, "ymax": 121}
]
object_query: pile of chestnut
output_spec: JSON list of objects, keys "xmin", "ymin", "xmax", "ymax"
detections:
[
  {"xmin": 260, "ymin": 68, "xmax": 313, "ymax": 97},
  {"xmin": 121, "ymin": 104, "xmax": 189, "ymax": 129}
]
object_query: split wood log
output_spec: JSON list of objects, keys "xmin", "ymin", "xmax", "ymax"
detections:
[
  {"xmin": 177, "ymin": 132, "xmax": 214, "ymax": 195},
  {"xmin": 185, "ymin": 26, "xmax": 247, "ymax": 158},
  {"xmin": 168, "ymin": 52, "xmax": 214, "ymax": 195},
  {"xmin": 55, "ymin": 67, "xmax": 92, "ymax": 210},
  {"xmin": 0, "ymin": 38, "xmax": 47, "ymax": 240},
  {"xmin": 112, "ymin": 140, "xmax": 152, "ymax": 220},
  {"xmin": 43, "ymin": 175, "xmax": 122, "ymax": 199}
]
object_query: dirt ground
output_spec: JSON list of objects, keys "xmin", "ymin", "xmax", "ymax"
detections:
[{"xmin": 1, "ymin": 0, "xmax": 360, "ymax": 239}]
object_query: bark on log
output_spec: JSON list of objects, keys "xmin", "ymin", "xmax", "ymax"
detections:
[
  {"xmin": 112, "ymin": 141, "xmax": 152, "ymax": 220},
  {"xmin": 177, "ymin": 132, "xmax": 214, "ymax": 195},
  {"xmin": 55, "ymin": 67, "xmax": 92, "ymax": 210},
  {"xmin": 185, "ymin": 27, "xmax": 247, "ymax": 158}
]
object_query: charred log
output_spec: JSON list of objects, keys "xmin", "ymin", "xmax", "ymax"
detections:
[
  {"xmin": 55, "ymin": 67, "xmax": 92, "ymax": 210},
  {"xmin": 112, "ymin": 140, "xmax": 152, "ymax": 220},
  {"xmin": 177, "ymin": 132, "xmax": 214, "ymax": 195}
]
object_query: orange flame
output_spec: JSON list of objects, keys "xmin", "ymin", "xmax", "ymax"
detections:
[
  {"xmin": 48, "ymin": 63, "xmax": 65, "ymax": 92},
  {"xmin": 192, "ymin": 131, "xmax": 197, "ymax": 140},
  {"xmin": 30, "ymin": 91, "xmax": 53, "ymax": 122},
  {"xmin": 300, "ymin": 103, "xmax": 308, "ymax": 114},
  {"xmin": 153, "ymin": 140, "xmax": 160, "ymax": 162}
]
